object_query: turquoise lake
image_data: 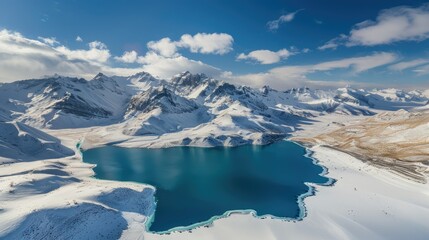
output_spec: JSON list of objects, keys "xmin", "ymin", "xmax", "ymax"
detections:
[{"xmin": 82, "ymin": 141, "xmax": 330, "ymax": 232}]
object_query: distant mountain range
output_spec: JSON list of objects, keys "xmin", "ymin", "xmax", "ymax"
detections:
[{"xmin": 0, "ymin": 71, "xmax": 427, "ymax": 147}]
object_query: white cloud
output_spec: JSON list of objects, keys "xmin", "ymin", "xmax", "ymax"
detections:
[
  {"xmin": 114, "ymin": 50, "xmax": 138, "ymax": 63},
  {"xmin": 76, "ymin": 36, "xmax": 83, "ymax": 42},
  {"xmin": 88, "ymin": 41, "xmax": 107, "ymax": 49},
  {"xmin": 0, "ymin": 30, "xmax": 56, "ymax": 57},
  {"xmin": 55, "ymin": 41, "xmax": 111, "ymax": 63},
  {"xmin": 178, "ymin": 33, "xmax": 233, "ymax": 55},
  {"xmin": 146, "ymin": 33, "xmax": 234, "ymax": 57},
  {"xmin": 227, "ymin": 52, "xmax": 398, "ymax": 89},
  {"xmin": 348, "ymin": 4, "xmax": 429, "ymax": 46},
  {"xmin": 388, "ymin": 59, "xmax": 429, "ymax": 71},
  {"xmin": 0, "ymin": 28, "xmax": 228, "ymax": 82},
  {"xmin": 307, "ymin": 52, "xmax": 397, "ymax": 73},
  {"xmin": 37, "ymin": 37, "xmax": 59, "ymax": 46},
  {"xmin": 267, "ymin": 10, "xmax": 303, "ymax": 31},
  {"xmin": 131, "ymin": 33, "xmax": 233, "ymax": 78},
  {"xmin": 0, "ymin": 28, "xmax": 407, "ymax": 91},
  {"xmin": 147, "ymin": 37, "xmax": 178, "ymax": 57},
  {"xmin": 413, "ymin": 64, "xmax": 429, "ymax": 75},
  {"xmin": 0, "ymin": 29, "xmax": 141, "ymax": 81},
  {"xmin": 237, "ymin": 49, "xmax": 295, "ymax": 64},
  {"xmin": 136, "ymin": 51, "xmax": 224, "ymax": 79},
  {"xmin": 320, "ymin": 3, "xmax": 429, "ymax": 49},
  {"xmin": 318, "ymin": 34, "xmax": 347, "ymax": 50}
]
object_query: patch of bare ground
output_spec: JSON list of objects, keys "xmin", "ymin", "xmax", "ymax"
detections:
[{"xmin": 294, "ymin": 109, "xmax": 429, "ymax": 183}]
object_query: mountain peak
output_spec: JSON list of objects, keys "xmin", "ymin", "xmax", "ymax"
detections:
[
  {"xmin": 127, "ymin": 84, "xmax": 197, "ymax": 114},
  {"xmin": 94, "ymin": 72, "xmax": 107, "ymax": 78},
  {"xmin": 261, "ymin": 85, "xmax": 274, "ymax": 95},
  {"xmin": 129, "ymin": 71, "xmax": 157, "ymax": 82},
  {"xmin": 92, "ymin": 72, "xmax": 116, "ymax": 84},
  {"xmin": 133, "ymin": 71, "xmax": 152, "ymax": 77},
  {"xmin": 171, "ymin": 71, "xmax": 208, "ymax": 88}
]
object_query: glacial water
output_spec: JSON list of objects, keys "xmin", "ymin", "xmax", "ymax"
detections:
[{"xmin": 82, "ymin": 141, "xmax": 329, "ymax": 232}]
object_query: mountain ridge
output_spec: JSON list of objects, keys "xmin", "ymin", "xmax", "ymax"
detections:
[{"xmin": 1, "ymin": 71, "xmax": 428, "ymax": 146}]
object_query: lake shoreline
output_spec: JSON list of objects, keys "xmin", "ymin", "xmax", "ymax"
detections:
[
  {"xmin": 83, "ymin": 140, "xmax": 334, "ymax": 234},
  {"xmin": 143, "ymin": 145, "xmax": 429, "ymax": 239},
  {"xmin": 2, "ymin": 114, "xmax": 429, "ymax": 239}
]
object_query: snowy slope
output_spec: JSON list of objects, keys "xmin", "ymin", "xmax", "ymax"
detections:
[
  {"xmin": 0, "ymin": 120, "xmax": 74, "ymax": 163},
  {"xmin": 123, "ymin": 86, "xmax": 211, "ymax": 135},
  {"xmin": 1, "ymin": 71, "xmax": 429, "ymax": 240},
  {"xmin": 0, "ymin": 71, "xmax": 428, "ymax": 146},
  {"xmin": 0, "ymin": 74, "xmax": 129, "ymax": 129},
  {"xmin": 300, "ymin": 109, "xmax": 429, "ymax": 182}
]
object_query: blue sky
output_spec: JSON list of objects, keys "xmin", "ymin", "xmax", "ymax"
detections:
[{"xmin": 0, "ymin": 0, "xmax": 429, "ymax": 89}]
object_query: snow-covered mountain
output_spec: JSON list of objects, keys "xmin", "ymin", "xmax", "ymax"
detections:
[
  {"xmin": 0, "ymin": 71, "xmax": 428, "ymax": 146},
  {"xmin": 0, "ymin": 73, "xmax": 129, "ymax": 129},
  {"xmin": 123, "ymin": 85, "xmax": 211, "ymax": 135},
  {"xmin": 0, "ymin": 120, "xmax": 74, "ymax": 163}
]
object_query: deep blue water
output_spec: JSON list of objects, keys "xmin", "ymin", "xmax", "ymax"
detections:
[{"xmin": 82, "ymin": 141, "xmax": 329, "ymax": 232}]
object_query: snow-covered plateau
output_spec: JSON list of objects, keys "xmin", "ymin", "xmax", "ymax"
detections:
[{"xmin": 0, "ymin": 71, "xmax": 428, "ymax": 239}]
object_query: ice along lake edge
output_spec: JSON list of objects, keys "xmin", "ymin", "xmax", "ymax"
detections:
[{"xmin": 82, "ymin": 140, "xmax": 334, "ymax": 233}]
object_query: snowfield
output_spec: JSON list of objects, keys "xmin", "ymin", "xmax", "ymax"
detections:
[
  {"xmin": 0, "ymin": 71, "xmax": 428, "ymax": 239},
  {"xmin": 144, "ymin": 146, "xmax": 429, "ymax": 240}
]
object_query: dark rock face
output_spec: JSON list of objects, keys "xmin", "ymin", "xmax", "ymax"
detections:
[
  {"xmin": 211, "ymin": 83, "xmax": 238, "ymax": 97},
  {"xmin": 54, "ymin": 93, "xmax": 111, "ymax": 118},
  {"xmin": 258, "ymin": 133, "xmax": 288, "ymax": 145},
  {"xmin": 209, "ymin": 83, "xmax": 268, "ymax": 111},
  {"xmin": 261, "ymin": 85, "xmax": 274, "ymax": 96},
  {"xmin": 1, "ymin": 74, "xmax": 125, "ymax": 124},
  {"xmin": 16, "ymin": 77, "xmax": 87, "ymax": 93},
  {"xmin": 90, "ymin": 73, "xmax": 123, "ymax": 94},
  {"xmin": 128, "ymin": 86, "xmax": 198, "ymax": 114},
  {"xmin": 171, "ymin": 71, "xmax": 208, "ymax": 88},
  {"xmin": 284, "ymin": 87, "xmax": 310, "ymax": 94},
  {"xmin": 334, "ymin": 89, "xmax": 373, "ymax": 107},
  {"xmin": 130, "ymin": 72, "xmax": 159, "ymax": 82}
]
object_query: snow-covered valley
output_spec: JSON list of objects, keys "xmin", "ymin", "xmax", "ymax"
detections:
[
  {"xmin": 1, "ymin": 71, "xmax": 429, "ymax": 239},
  {"xmin": 1, "ymin": 71, "xmax": 428, "ymax": 148}
]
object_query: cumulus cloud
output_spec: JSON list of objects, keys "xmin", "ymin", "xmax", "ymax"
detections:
[
  {"xmin": 0, "ymin": 28, "xmax": 406, "ymax": 91},
  {"xmin": 55, "ymin": 41, "xmax": 111, "ymax": 63},
  {"xmin": 147, "ymin": 37, "xmax": 178, "ymax": 57},
  {"xmin": 115, "ymin": 33, "xmax": 233, "ymax": 78},
  {"xmin": 178, "ymin": 33, "xmax": 233, "ymax": 54},
  {"xmin": 114, "ymin": 50, "xmax": 138, "ymax": 63},
  {"xmin": 348, "ymin": 4, "xmax": 429, "ymax": 46},
  {"xmin": 388, "ymin": 59, "xmax": 429, "ymax": 71},
  {"xmin": 320, "ymin": 3, "xmax": 429, "ymax": 49},
  {"xmin": 267, "ymin": 10, "xmax": 303, "ymax": 31},
  {"xmin": 0, "ymin": 29, "xmax": 149, "ymax": 81},
  {"xmin": 146, "ymin": 33, "xmax": 234, "ymax": 57},
  {"xmin": 136, "ymin": 51, "xmax": 223, "ymax": 79},
  {"xmin": 0, "ymin": 29, "xmax": 228, "ymax": 82},
  {"xmin": 0, "ymin": 29, "xmax": 102, "ymax": 81},
  {"xmin": 228, "ymin": 52, "xmax": 398, "ymax": 89},
  {"xmin": 237, "ymin": 48, "xmax": 295, "ymax": 64},
  {"xmin": 37, "ymin": 37, "xmax": 59, "ymax": 46},
  {"xmin": 76, "ymin": 36, "xmax": 83, "ymax": 42}
]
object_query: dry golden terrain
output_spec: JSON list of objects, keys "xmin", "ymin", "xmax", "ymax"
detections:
[{"xmin": 294, "ymin": 109, "xmax": 429, "ymax": 183}]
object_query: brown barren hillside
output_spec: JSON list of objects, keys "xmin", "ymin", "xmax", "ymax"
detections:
[{"xmin": 294, "ymin": 109, "xmax": 429, "ymax": 183}]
